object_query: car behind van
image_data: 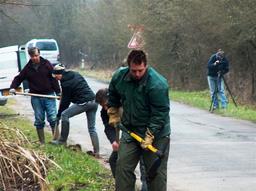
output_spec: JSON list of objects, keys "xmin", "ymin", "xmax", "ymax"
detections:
[{"xmin": 25, "ymin": 39, "xmax": 60, "ymax": 65}]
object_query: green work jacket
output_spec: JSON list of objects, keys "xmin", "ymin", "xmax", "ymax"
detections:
[{"xmin": 108, "ymin": 66, "xmax": 171, "ymax": 141}]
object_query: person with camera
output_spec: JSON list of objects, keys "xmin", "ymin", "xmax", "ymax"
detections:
[{"xmin": 207, "ymin": 49, "xmax": 229, "ymax": 110}]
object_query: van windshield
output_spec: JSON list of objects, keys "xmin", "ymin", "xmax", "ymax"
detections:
[{"xmin": 36, "ymin": 42, "xmax": 57, "ymax": 51}]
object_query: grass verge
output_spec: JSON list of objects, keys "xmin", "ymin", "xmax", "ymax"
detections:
[
  {"xmin": 76, "ymin": 67, "xmax": 112, "ymax": 83},
  {"xmin": 171, "ymin": 90, "xmax": 256, "ymax": 122},
  {"xmin": 0, "ymin": 100, "xmax": 114, "ymax": 191}
]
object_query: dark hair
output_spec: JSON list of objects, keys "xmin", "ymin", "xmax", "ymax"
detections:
[
  {"xmin": 28, "ymin": 47, "xmax": 40, "ymax": 56},
  {"xmin": 127, "ymin": 50, "xmax": 147, "ymax": 66},
  {"xmin": 95, "ymin": 88, "xmax": 109, "ymax": 104}
]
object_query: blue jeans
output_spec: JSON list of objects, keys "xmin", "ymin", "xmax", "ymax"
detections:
[
  {"xmin": 31, "ymin": 94, "xmax": 57, "ymax": 129},
  {"xmin": 207, "ymin": 76, "xmax": 228, "ymax": 109},
  {"xmin": 61, "ymin": 101, "xmax": 99, "ymax": 153}
]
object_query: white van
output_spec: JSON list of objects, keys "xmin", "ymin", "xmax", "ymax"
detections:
[
  {"xmin": 0, "ymin": 45, "xmax": 27, "ymax": 105},
  {"xmin": 25, "ymin": 39, "xmax": 60, "ymax": 65}
]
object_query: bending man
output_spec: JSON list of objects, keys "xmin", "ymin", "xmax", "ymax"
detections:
[{"xmin": 51, "ymin": 64, "xmax": 99, "ymax": 157}]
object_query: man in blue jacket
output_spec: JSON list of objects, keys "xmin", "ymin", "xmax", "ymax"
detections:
[
  {"xmin": 207, "ymin": 49, "xmax": 229, "ymax": 110},
  {"xmin": 51, "ymin": 64, "xmax": 99, "ymax": 157}
]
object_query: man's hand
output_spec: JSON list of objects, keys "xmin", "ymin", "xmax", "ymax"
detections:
[
  {"xmin": 141, "ymin": 128, "xmax": 154, "ymax": 149},
  {"xmin": 24, "ymin": 89, "xmax": 30, "ymax": 93},
  {"xmin": 9, "ymin": 88, "xmax": 16, "ymax": 95},
  {"xmin": 214, "ymin": 60, "xmax": 220, "ymax": 66},
  {"xmin": 107, "ymin": 107, "xmax": 121, "ymax": 127},
  {"xmin": 112, "ymin": 141, "xmax": 119, "ymax": 151}
]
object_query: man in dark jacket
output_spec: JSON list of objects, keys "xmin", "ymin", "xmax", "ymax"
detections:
[
  {"xmin": 207, "ymin": 49, "xmax": 229, "ymax": 110},
  {"xmin": 51, "ymin": 64, "xmax": 100, "ymax": 157},
  {"xmin": 107, "ymin": 50, "xmax": 170, "ymax": 191},
  {"xmin": 95, "ymin": 88, "xmax": 119, "ymax": 176},
  {"xmin": 9, "ymin": 47, "xmax": 60, "ymax": 144}
]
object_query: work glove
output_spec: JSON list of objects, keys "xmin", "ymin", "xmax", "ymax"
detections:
[
  {"xmin": 107, "ymin": 107, "xmax": 121, "ymax": 127},
  {"xmin": 141, "ymin": 128, "xmax": 154, "ymax": 149},
  {"xmin": 9, "ymin": 88, "xmax": 16, "ymax": 95}
]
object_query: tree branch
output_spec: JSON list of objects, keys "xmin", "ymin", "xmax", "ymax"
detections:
[{"xmin": 0, "ymin": 9, "xmax": 18, "ymax": 24}]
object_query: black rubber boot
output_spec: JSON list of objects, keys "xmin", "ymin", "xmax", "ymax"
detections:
[
  {"xmin": 90, "ymin": 134, "xmax": 100, "ymax": 156},
  {"xmin": 51, "ymin": 119, "xmax": 60, "ymax": 136},
  {"xmin": 36, "ymin": 128, "xmax": 45, "ymax": 144},
  {"xmin": 59, "ymin": 120, "xmax": 70, "ymax": 143},
  {"xmin": 50, "ymin": 126, "xmax": 55, "ymax": 135}
]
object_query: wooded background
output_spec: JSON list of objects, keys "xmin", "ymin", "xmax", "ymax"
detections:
[{"xmin": 0, "ymin": 0, "xmax": 256, "ymax": 104}]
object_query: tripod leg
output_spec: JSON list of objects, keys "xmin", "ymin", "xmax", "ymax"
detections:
[{"xmin": 221, "ymin": 75, "xmax": 238, "ymax": 107}]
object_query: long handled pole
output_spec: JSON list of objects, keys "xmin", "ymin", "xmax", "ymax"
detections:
[{"xmin": 15, "ymin": 92, "xmax": 60, "ymax": 99}]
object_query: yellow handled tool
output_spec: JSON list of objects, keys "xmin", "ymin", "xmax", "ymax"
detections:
[
  {"xmin": 119, "ymin": 125, "xmax": 163, "ymax": 158},
  {"xmin": 118, "ymin": 124, "xmax": 170, "ymax": 181},
  {"xmin": 129, "ymin": 132, "xmax": 158, "ymax": 153}
]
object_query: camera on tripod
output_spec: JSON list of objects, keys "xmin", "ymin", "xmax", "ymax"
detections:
[{"xmin": 217, "ymin": 71, "xmax": 223, "ymax": 77}]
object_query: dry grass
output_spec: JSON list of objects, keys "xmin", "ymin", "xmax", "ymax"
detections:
[
  {"xmin": 0, "ymin": 122, "xmax": 60, "ymax": 191},
  {"xmin": 75, "ymin": 66, "xmax": 113, "ymax": 82}
]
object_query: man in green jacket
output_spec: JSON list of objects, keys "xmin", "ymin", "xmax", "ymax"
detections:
[{"xmin": 108, "ymin": 50, "xmax": 170, "ymax": 191}]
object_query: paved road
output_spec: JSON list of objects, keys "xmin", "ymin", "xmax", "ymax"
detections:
[
  {"xmin": 11, "ymin": 77, "xmax": 256, "ymax": 191},
  {"xmin": 169, "ymin": 102, "xmax": 256, "ymax": 191}
]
